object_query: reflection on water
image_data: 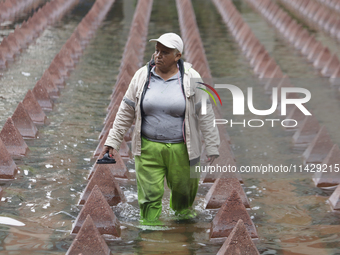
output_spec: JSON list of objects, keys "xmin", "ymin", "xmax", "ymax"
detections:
[{"xmin": 0, "ymin": 0, "xmax": 340, "ymax": 254}]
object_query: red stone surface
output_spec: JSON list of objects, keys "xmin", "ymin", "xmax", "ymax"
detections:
[
  {"xmin": 259, "ymin": 58, "xmax": 277, "ymax": 79},
  {"xmin": 203, "ymin": 142, "xmax": 240, "ymax": 183},
  {"xmin": 205, "ymin": 177, "xmax": 250, "ymax": 209},
  {"xmin": 38, "ymin": 70, "xmax": 60, "ymax": 98},
  {"xmin": 264, "ymin": 66, "xmax": 283, "ymax": 93},
  {"xmin": 22, "ymin": 90, "xmax": 47, "ymax": 125},
  {"xmin": 119, "ymin": 139, "xmax": 131, "ymax": 158},
  {"xmin": 313, "ymin": 144, "xmax": 340, "ymax": 188},
  {"xmin": 79, "ymin": 163, "xmax": 126, "ymax": 206},
  {"xmin": 301, "ymin": 36, "xmax": 317, "ymax": 56},
  {"xmin": 313, "ymin": 47, "xmax": 332, "ymax": 70},
  {"xmin": 284, "ymin": 106, "xmax": 306, "ymax": 131},
  {"xmin": 32, "ymin": 79, "xmax": 53, "ymax": 111},
  {"xmin": 89, "ymin": 149, "xmax": 130, "ymax": 180},
  {"xmin": 72, "ymin": 185, "xmax": 121, "ymax": 236},
  {"xmin": 66, "ymin": 215, "xmax": 112, "ymax": 255},
  {"xmin": 330, "ymin": 66, "xmax": 340, "ymax": 85},
  {"xmin": 303, "ymin": 126, "xmax": 334, "ymax": 164},
  {"xmin": 210, "ymin": 190, "xmax": 258, "ymax": 239},
  {"xmin": 217, "ymin": 219, "xmax": 260, "ymax": 255},
  {"xmin": 307, "ymin": 42, "xmax": 323, "ymax": 62},
  {"xmin": 321, "ymin": 54, "xmax": 340, "ymax": 77},
  {"xmin": 12, "ymin": 102, "xmax": 38, "ymax": 139},
  {"xmin": 0, "ymin": 137, "xmax": 17, "ymax": 179},
  {"xmin": 0, "ymin": 117, "xmax": 28, "ymax": 156},
  {"xmin": 292, "ymin": 115, "xmax": 320, "ymax": 148}
]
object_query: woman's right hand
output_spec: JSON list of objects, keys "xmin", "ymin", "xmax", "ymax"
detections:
[{"xmin": 103, "ymin": 145, "xmax": 115, "ymax": 157}]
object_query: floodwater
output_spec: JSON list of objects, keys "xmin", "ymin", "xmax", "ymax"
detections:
[{"xmin": 0, "ymin": 0, "xmax": 340, "ymax": 254}]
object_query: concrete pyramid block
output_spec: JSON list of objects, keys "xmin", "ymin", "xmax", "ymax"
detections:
[
  {"xmin": 32, "ymin": 79, "xmax": 53, "ymax": 111},
  {"xmin": 0, "ymin": 117, "xmax": 28, "ymax": 156},
  {"xmin": 38, "ymin": 70, "xmax": 59, "ymax": 98},
  {"xmin": 79, "ymin": 163, "xmax": 126, "ymax": 206},
  {"xmin": 284, "ymin": 106, "xmax": 306, "ymax": 131},
  {"xmin": 321, "ymin": 54, "xmax": 340, "ymax": 77},
  {"xmin": 210, "ymin": 190, "xmax": 257, "ymax": 239},
  {"xmin": 292, "ymin": 115, "xmax": 320, "ymax": 148},
  {"xmin": 313, "ymin": 47, "xmax": 332, "ymax": 70},
  {"xmin": 217, "ymin": 219, "xmax": 260, "ymax": 255},
  {"xmin": 301, "ymin": 36, "xmax": 317, "ymax": 56},
  {"xmin": 330, "ymin": 66, "xmax": 340, "ymax": 85},
  {"xmin": 22, "ymin": 90, "xmax": 47, "ymax": 125},
  {"xmin": 205, "ymin": 177, "xmax": 250, "ymax": 209},
  {"xmin": 66, "ymin": 215, "xmax": 112, "ymax": 255},
  {"xmin": 313, "ymin": 144, "xmax": 340, "ymax": 187},
  {"xmin": 72, "ymin": 185, "xmax": 121, "ymax": 237},
  {"xmin": 264, "ymin": 66, "xmax": 283, "ymax": 93},
  {"xmin": 12, "ymin": 102, "xmax": 38, "ymax": 139},
  {"xmin": 302, "ymin": 126, "xmax": 334, "ymax": 164},
  {"xmin": 259, "ymin": 58, "xmax": 277, "ymax": 79},
  {"xmin": 254, "ymin": 53, "xmax": 271, "ymax": 75},
  {"xmin": 203, "ymin": 142, "xmax": 241, "ymax": 183},
  {"xmin": 307, "ymin": 42, "xmax": 323, "ymax": 63},
  {"xmin": 328, "ymin": 185, "xmax": 340, "ymax": 211},
  {"xmin": 88, "ymin": 152, "xmax": 130, "ymax": 180},
  {"xmin": 0, "ymin": 138, "xmax": 18, "ymax": 179}
]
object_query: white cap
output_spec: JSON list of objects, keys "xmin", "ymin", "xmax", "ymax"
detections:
[{"xmin": 149, "ymin": 33, "xmax": 184, "ymax": 53}]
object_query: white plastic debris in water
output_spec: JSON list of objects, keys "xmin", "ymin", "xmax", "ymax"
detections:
[
  {"xmin": 0, "ymin": 216, "xmax": 25, "ymax": 226},
  {"xmin": 21, "ymin": 72, "xmax": 31, "ymax": 77},
  {"xmin": 45, "ymin": 164, "xmax": 53, "ymax": 168}
]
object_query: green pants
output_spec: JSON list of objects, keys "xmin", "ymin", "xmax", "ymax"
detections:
[{"xmin": 135, "ymin": 136, "xmax": 200, "ymax": 222}]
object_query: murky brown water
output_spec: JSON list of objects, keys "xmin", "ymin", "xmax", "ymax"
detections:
[{"xmin": 0, "ymin": 0, "xmax": 340, "ymax": 254}]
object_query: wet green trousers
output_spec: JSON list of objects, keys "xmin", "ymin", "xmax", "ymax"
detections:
[{"xmin": 135, "ymin": 136, "xmax": 200, "ymax": 222}]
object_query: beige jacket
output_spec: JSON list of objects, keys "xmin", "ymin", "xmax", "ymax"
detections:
[{"xmin": 105, "ymin": 61, "xmax": 220, "ymax": 165}]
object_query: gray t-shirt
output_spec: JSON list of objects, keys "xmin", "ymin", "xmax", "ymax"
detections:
[{"xmin": 141, "ymin": 67, "xmax": 185, "ymax": 143}]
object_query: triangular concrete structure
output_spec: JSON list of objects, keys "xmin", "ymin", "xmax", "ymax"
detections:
[
  {"xmin": 32, "ymin": 80, "xmax": 53, "ymax": 111},
  {"xmin": 292, "ymin": 115, "xmax": 320, "ymax": 149},
  {"xmin": 313, "ymin": 145, "xmax": 340, "ymax": 187},
  {"xmin": 307, "ymin": 42, "xmax": 323, "ymax": 63},
  {"xmin": 330, "ymin": 65, "xmax": 340, "ymax": 85},
  {"xmin": 38, "ymin": 70, "xmax": 59, "ymax": 98},
  {"xmin": 0, "ymin": 138, "xmax": 18, "ymax": 179},
  {"xmin": 313, "ymin": 47, "xmax": 331, "ymax": 69},
  {"xmin": 321, "ymin": 54, "xmax": 340, "ymax": 77},
  {"xmin": 12, "ymin": 102, "xmax": 38, "ymax": 139},
  {"xmin": 22, "ymin": 90, "xmax": 47, "ymax": 125},
  {"xmin": 89, "ymin": 152, "xmax": 130, "ymax": 180},
  {"xmin": 0, "ymin": 117, "xmax": 28, "ymax": 156},
  {"xmin": 79, "ymin": 164, "xmax": 126, "ymax": 206},
  {"xmin": 284, "ymin": 106, "xmax": 306, "ymax": 131},
  {"xmin": 72, "ymin": 185, "xmax": 121, "ymax": 237},
  {"xmin": 66, "ymin": 215, "xmax": 112, "ymax": 255},
  {"xmin": 217, "ymin": 219, "xmax": 260, "ymax": 255},
  {"xmin": 210, "ymin": 190, "xmax": 258, "ymax": 239},
  {"xmin": 302, "ymin": 126, "xmax": 334, "ymax": 164},
  {"xmin": 205, "ymin": 177, "xmax": 250, "ymax": 209},
  {"xmin": 328, "ymin": 185, "xmax": 340, "ymax": 211}
]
